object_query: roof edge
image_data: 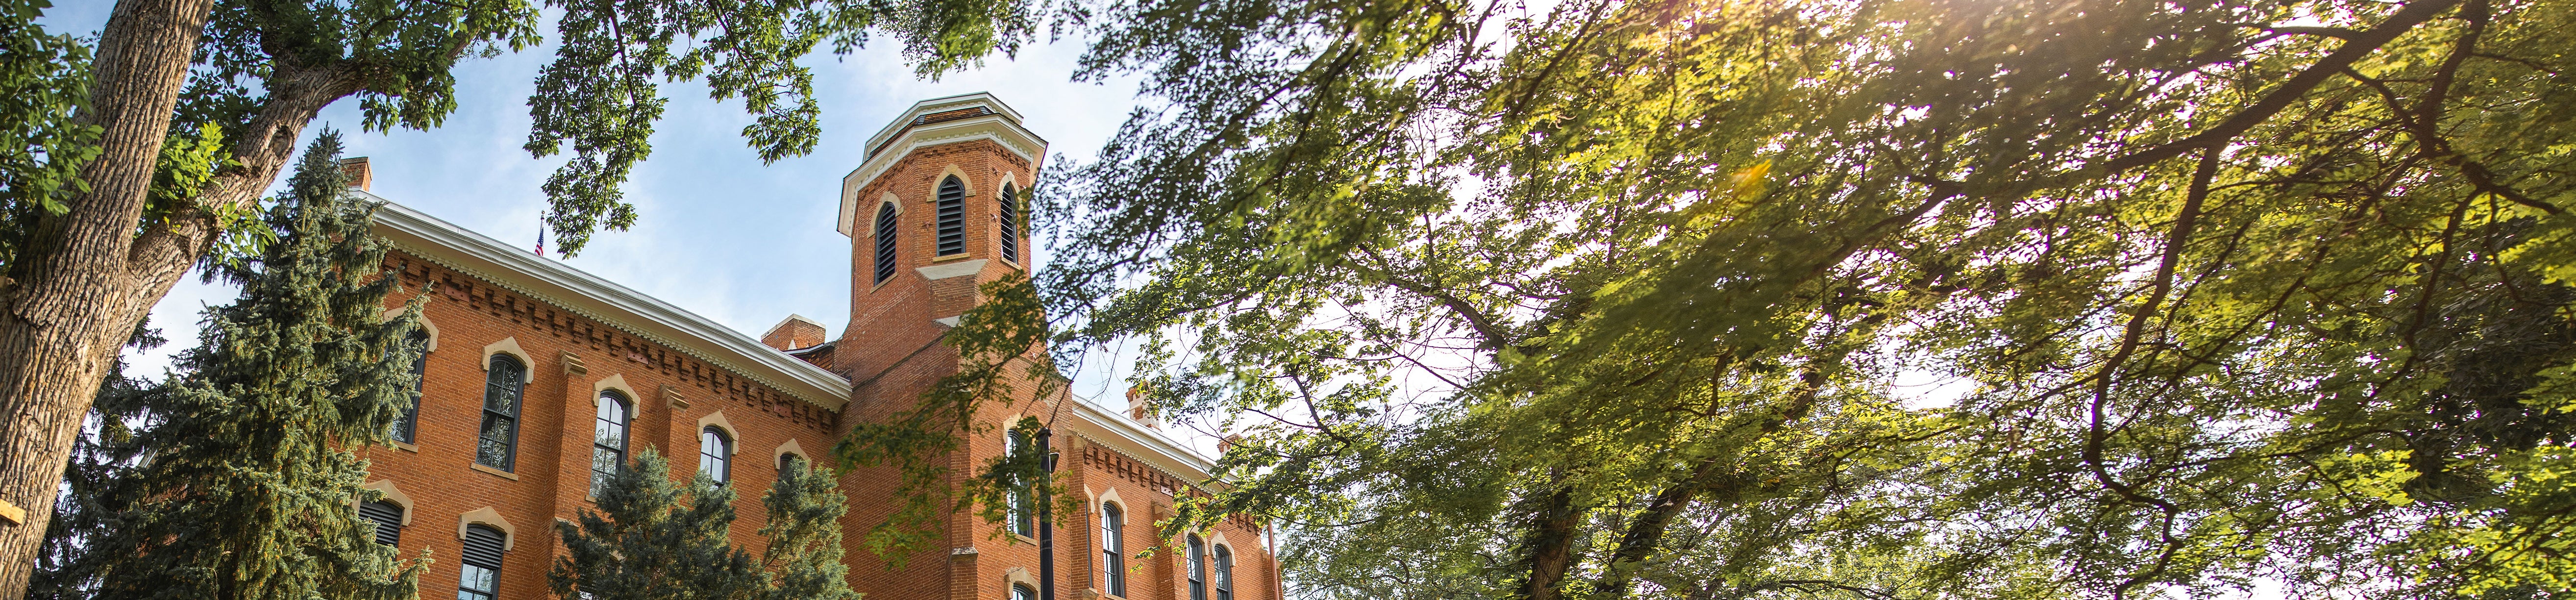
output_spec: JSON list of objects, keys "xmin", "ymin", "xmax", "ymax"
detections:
[
  {"xmin": 1068, "ymin": 393, "xmax": 1214, "ymax": 476},
  {"xmin": 860, "ymin": 92, "xmax": 1031, "ymax": 155},
  {"xmin": 366, "ymin": 197, "xmax": 854, "ymax": 410}
]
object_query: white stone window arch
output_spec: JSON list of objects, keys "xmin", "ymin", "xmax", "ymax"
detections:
[
  {"xmin": 479, "ymin": 337, "xmax": 531, "ymax": 383},
  {"xmin": 697, "ymin": 410, "xmax": 739, "ymax": 487},
  {"xmin": 454, "ymin": 506, "xmax": 516, "ymax": 550}
]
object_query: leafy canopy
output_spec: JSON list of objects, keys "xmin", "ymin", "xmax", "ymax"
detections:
[{"xmin": 940, "ymin": 0, "xmax": 2576, "ymax": 598}]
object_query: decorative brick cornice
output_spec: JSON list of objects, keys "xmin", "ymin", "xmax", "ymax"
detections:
[{"xmin": 368, "ymin": 198, "xmax": 851, "ymax": 412}]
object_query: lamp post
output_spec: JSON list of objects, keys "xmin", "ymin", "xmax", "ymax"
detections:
[{"xmin": 1038, "ymin": 428, "xmax": 1058, "ymax": 600}]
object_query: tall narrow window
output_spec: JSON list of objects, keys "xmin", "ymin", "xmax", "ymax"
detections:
[
  {"xmin": 459, "ymin": 525, "xmax": 505, "ymax": 600},
  {"xmin": 936, "ymin": 176, "xmax": 966, "ymax": 255},
  {"xmin": 699, "ymin": 426, "xmax": 733, "ymax": 487},
  {"xmin": 779, "ymin": 453, "xmax": 804, "ymax": 473},
  {"xmin": 998, "ymin": 183, "xmax": 1020, "ymax": 263},
  {"xmin": 392, "ymin": 330, "xmax": 427, "ymax": 444},
  {"xmin": 1013, "ymin": 584, "xmax": 1038, "ymax": 600},
  {"xmin": 591, "ymin": 392, "xmax": 630, "ymax": 496},
  {"xmin": 477, "ymin": 354, "xmax": 525, "ymax": 471},
  {"xmin": 1188, "ymin": 534, "xmax": 1208, "ymax": 600},
  {"xmin": 1100, "ymin": 503, "xmax": 1126, "ymax": 597},
  {"xmin": 872, "ymin": 202, "xmax": 899, "ymax": 285},
  {"xmin": 1214, "ymin": 544, "xmax": 1235, "ymax": 600},
  {"xmin": 357, "ymin": 501, "xmax": 403, "ymax": 546},
  {"xmin": 1008, "ymin": 430, "xmax": 1034, "ymax": 537}
]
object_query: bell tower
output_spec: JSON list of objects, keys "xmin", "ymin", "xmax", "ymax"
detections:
[
  {"xmin": 829, "ymin": 92, "xmax": 1053, "ymax": 600},
  {"xmin": 832, "ymin": 93, "xmax": 1047, "ymax": 386}
]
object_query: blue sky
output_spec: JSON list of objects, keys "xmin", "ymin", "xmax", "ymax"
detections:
[{"xmin": 42, "ymin": 3, "xmax": 1156, "ymax": 407}]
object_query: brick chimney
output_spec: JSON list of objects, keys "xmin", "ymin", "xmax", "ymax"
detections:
[
  {"xmin": 1126, "ymin": 385, "xmax": 1159, "ymax": 429},
  {"xmin": 338, "ymin": 156, "xmax": 371, "ymax": 191},
  {"xmin": 760, "ymin": 314, "xmax": 828, "ymax": 351}
]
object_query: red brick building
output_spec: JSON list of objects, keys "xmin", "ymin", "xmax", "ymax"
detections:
[{"xmin": 351, "ymin": 93, "xmax": 1279, "ymax": 600}]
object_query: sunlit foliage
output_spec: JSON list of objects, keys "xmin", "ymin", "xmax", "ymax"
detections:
[{"xmin": 979, "ymin": 0, "xmax": 2576, "ymax": 597}]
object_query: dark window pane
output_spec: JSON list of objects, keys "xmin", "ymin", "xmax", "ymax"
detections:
[
  {"xmin": 873, "ymin": 203, "xmax": 900, "ymax": 284},
  {"xmin": 999, "ymin": 184, "xmax": 1020, "ymax": 263},
  {"xmin": 459, "ymin": 524, "xmax": 505, "ymax": 600},
  {"xmin": 1188, "ymin": 535, "xmax": 1207, "ymax": 600},
  {"xmin": 358, "ymin": 501, "xmax": 404, "ymax": 546},
  {"xmin": 477, "ymin": 355, "xmax": 525, "ymax": 471},
  {"xmin": 1009, "ymin": 430, "xmax": 1034, "ymax": 537},
  {"xmin": 1102, "ymin": 503, "xmax": 1126, "ymax": 597},
  {"xmin": 700, "ymin": 427, "xmax": 731, "ymax": 486},
  {"xmin": 393, "ymin": 331, "xmax": 427, "ymax": 443},
  {"xmin": 1215, "ymin": 546, "xmax": 1234, "ymax": 600},
  {"xmin": 936, "ymin": 177, "xmax": 966, "ymax": 255},
  {"xmin": 592, "ymin": 393, "xmax": 628, "ymax": 496}
]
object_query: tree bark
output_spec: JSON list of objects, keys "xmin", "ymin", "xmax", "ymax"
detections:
[
  {"xmin": 0, "ymin": 0, "xmax": 215, "ymax": 595},
  {"xmin": 1516, "ymin": 484, "xmax": 1580, "ymax": 600},
  {"xmin": 1593, "ymin": 459, "xmax": 1735, "ymax": 600},
  {"xmin": 1595, "ymin": 373, "xmax": 1822, "ymax": 599}
]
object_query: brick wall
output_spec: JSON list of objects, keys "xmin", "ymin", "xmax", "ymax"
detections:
[
  {"xmin": 835, "ymin": 129, "xmax": 1281, "ymax": 600},
  {"xmin": 359, "ymin": 250, "xmax": 841, "ymax": 600},
  {"xmin": 349, "ymin": 102, "xmax": 1279, "ymax": 600}
]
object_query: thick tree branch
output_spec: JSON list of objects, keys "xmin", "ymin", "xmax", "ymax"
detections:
[
  {"xmin": 2086, "ymin": 148, "xmax": 2219, "ymax": 600},
  {"xmin": 2086, "ymin": 0, "xmax": 2463, "ymax": 176}
]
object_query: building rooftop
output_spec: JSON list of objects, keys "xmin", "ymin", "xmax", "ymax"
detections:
[{"xmin": 365, "ymin": 194, "xmax": 855, "ymax": 410}]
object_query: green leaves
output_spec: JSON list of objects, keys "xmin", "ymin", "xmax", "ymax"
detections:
[
  {"xmin": 833, "ymin": 273, "xmax": 1065, "ymax": 562},
  {"xmin": 1028, "ymin": 0, "xmax": 2576, "ymax": 597},
  {"xmin": 0, "ymin": 0, "xmax": 97, "ymax": 266},
  {"xmin": 522, "ymin": 0, "xmax": 1039, "ymax": 255}
]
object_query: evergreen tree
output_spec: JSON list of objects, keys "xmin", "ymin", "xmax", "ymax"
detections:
[
  {"xmin": 553, "ymin": 451, "xmax": 861, "ymax": 600},
  {"xmin": 549, "ymin": 449, "xmax": 763, "ymax": 600},
  {"xmin": 756, "ymin": 457, "xmax": 857, "ymax": 600},
  {"xmin": 40, "ymin": 130, "xmax": 426, "ymax": 600}
]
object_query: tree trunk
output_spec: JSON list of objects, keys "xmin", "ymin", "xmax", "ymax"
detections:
[
  {"xmin": 1516, "ymin": 484, "xmax": 1579, "ymax": 600},
  {"xmin": 1594, "ymin": 459, "xmax": 1734, "ymax": 600},
  {"xmin": 0, "ymin": 0, "xmax": 215, "ymax": 595}
]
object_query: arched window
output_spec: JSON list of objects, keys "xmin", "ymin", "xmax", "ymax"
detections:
[
  {"xmin": 1099, "ymin": 502, "xmax": 1126, "ymax": 597},
  {"xmin": 1013, "ymin": 583, "xmax": 1038, "ymax": 600},
  {"xmin": 1188, "ymin": 534, "xmax": 1208, "ymax": 600},
  {"xmin": 590, "ymin": 391, "xmax": 630, "ymax": 496},
  {"xmin": 998, "ymin": 183, "xmax": 1021, "ymax": 263},
  {"xmin": 1008, "ymin": 429, "xmax": 1034, "ymax": 537},
  {"xmin": 393, "ymin": 330, "xmax": 428, "ymax": 444},
  {"xmin": 459, "ymin": 524, "xmax": 505, "ymax": 600},
  {"xmin": 779, "ymin": 452, "xmax": 804, "ymax": 473},
  {"xmin": 872, "ymin": 201, "xmax": 900, "ymax": 285},
  {"xmin": 699, "ymin": 426, "xmax": 733, "ymax": 487},
  {"xmin": 477, "ymin": 354, "xmax": 526, "ymax": 471},
  {"xmin": 1214, "ymin": 544, "xmax": 1235, "ymax": 600},
  {"xmin": 357, "ymin": 500, "xmax": 403, "ymax": 546},
  {"xmin": 936, "ymin": 176, "xmax": 966, "ymax": 255}
]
